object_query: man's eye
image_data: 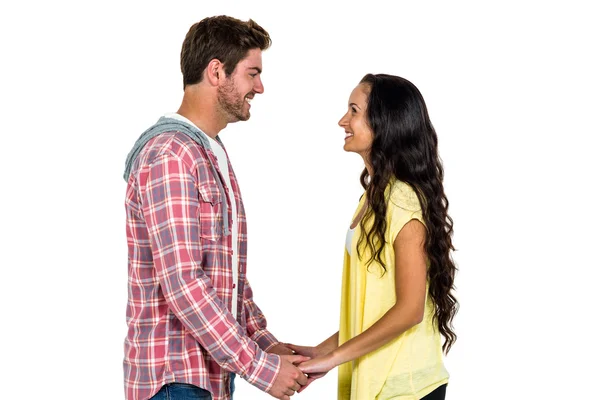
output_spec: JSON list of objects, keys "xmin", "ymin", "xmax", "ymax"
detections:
[{"xmin": 250, "ymin": 73, "xmax": 257, "ymax": 78}]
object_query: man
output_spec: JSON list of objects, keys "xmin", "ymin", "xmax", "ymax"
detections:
[{"xmin": 122, "ymin": 16, "xmax": 307, "ymax": 400}]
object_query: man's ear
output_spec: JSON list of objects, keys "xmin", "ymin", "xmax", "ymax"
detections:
[{"xmin": 205, "ymin": 59, "xmax": 223, "ymax": 86}]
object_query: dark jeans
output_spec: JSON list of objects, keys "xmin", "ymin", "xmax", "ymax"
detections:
[
  {"xmin": 150, "ymin": 374, "xmax": 235, "ymax": 400},
  {"xmin": 421, "ymin": 384, "xmax": 447, "ymax": 400}
]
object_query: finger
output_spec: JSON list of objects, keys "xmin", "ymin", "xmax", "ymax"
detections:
[
  {"xmin": 285, "ymin": 343, "xmax": 299, "ymax": 351},
  {"xmin": 285, "ymin": 344, "xmax": 308, "ymax": 355},
  {"xmin": 298, "ymin": 363, "xmax": 315, "ymax": 374},
  {"xmin": 297, "ymin": 377, "xmax": 315, "ymax": 393},
  {"xmin": 296, "ymin": 371, "xmax": 309, "ymax": 386},
  {"xmin": 298, "ymin": 372, "xmax": 327, "ymax": 393},
  {"xmin": 282, "ymin": 354, "xmax": 311, "ymax": 364},
  {"xmin": 285, "ymin": 388, "xmax": 295, "ymax": 396},
  {"xmin": 276, "ymin": 346, "xmax": 295, "ymax": 355}
]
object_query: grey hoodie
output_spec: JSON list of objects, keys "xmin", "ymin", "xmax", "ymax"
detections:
[{"xmin": 123, "ymin": 116, "xmax": 230, "ymax": 235}]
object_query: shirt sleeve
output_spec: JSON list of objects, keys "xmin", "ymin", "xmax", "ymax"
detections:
[
  {"xmin": 387, "ymin": 183, "xmax": 424, "ymax": 244},
  {"xmin": 140, "ymin": 153, "xmax": 280, "ymax": 392},
  {"xmin": 243, "ymin": 277, "xmax": 280, "ymax": 352}
]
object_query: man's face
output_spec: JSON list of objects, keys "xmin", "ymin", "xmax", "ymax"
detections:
[{"xmin": 217, "ymin": 48, "xmax": 264, "ymax": 122}]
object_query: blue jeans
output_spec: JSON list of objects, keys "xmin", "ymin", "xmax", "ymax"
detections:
[{"xmin": 150, "ymin": 374, "xmax": 236, "ymax": 400}]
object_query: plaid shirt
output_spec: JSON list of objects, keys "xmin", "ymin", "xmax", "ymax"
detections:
[{"xmin": 124, "ymin": 130, "xmax": 281, "ymax": 400}]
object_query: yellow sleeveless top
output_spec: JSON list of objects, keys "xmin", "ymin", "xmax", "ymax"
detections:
[{"xmin": 338, "ymin": 180, "xmax": 449, "ymax": 400}]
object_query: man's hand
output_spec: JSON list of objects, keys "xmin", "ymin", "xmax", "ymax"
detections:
[
  {"xmin": 267, "ymin": 354, "xmax": 309, "ymax": 400},
  {"xmin": 284, "ymin": 343, "xmax": 327, "ymax": 391},
  {"xmin": 268, "ymin": 343, "xmax": 295, "ymax": 356}
]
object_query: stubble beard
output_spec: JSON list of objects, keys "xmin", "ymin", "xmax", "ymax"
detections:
[{"xmin": 217, "ymin": 78, "xmax": 250, "ymax": 122}]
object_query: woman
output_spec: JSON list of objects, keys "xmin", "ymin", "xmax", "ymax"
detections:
[{"xmin": 288, "ymin": 74, "xmax": 458, "ymax": 400}]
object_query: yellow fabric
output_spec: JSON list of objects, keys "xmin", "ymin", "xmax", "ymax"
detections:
[{"xmin": 338, "ymin": 180, "xmax": 449, "ymax": 400}]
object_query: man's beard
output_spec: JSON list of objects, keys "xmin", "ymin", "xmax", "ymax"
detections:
[{"xmin": 217, "ymin": 78, "xmax": 250, "ymax": 122}]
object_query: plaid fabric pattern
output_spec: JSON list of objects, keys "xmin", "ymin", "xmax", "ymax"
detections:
[{"xmin": 124, "ymin": 131, "xmax": 280, "ymax": 400}]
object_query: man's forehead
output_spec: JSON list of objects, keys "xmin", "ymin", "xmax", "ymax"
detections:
[{"xmin": 240, "ymin": 49, "xmax": 263, "ymax": 68}]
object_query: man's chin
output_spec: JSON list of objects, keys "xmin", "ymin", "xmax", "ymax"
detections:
[{"xmin": 231, "ymin": 113, "xmax": 250, "ymax": 122}]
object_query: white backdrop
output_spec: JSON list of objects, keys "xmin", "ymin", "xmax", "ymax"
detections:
[{"xmin": 1, "ymin": 1, "xmax": 599, "ymax": 399}]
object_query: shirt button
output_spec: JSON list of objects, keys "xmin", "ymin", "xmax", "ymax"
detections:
[{"xmin": 232, "ymin": 284, "xmax": 236, "ymax": 288}]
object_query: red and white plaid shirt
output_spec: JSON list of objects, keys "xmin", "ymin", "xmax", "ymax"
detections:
[{"xmin": 124, "ymin": 130, "xmax": 281, "ymax": 400}]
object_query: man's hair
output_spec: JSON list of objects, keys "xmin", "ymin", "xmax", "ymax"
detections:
[{"xmin": 180, "ymin": 15, "xmax": 271, "ymax": 89}]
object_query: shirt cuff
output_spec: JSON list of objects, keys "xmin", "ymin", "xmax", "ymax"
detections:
[
  {"xmin": 242, "ymin": 349, "xmax": 281, "ymax": 393},
  {"xmin": 250, "ymin": 329, "xmax": 280, "ymax": 352}
]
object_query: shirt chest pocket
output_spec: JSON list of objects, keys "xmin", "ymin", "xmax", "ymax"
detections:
[{"xmin": 196, "ymin": 184, "xmax": 224, "ymax": 241}]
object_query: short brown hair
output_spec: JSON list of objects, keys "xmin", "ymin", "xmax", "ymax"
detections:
[{"xmin": 180, "ymin": 15, "xmax": 271, "ymax": 88}]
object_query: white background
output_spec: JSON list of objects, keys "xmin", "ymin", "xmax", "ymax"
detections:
[{"xmin": 1, "ymin": 1, "xmax": 599, "ymax": 399}]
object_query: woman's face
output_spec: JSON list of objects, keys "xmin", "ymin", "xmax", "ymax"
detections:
[{"xmin": 338, "ymin": 83, "xmax": 373, "ymax": 159}]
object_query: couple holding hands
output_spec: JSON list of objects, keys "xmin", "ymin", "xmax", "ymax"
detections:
[{"xmin": 123, "ymin": 15, "xmax": 457, "ymax": 400}]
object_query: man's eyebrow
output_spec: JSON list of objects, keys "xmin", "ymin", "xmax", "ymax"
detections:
[{"xmin": 248, "ymin": 66, "xmax": 262, "ymax": 74}]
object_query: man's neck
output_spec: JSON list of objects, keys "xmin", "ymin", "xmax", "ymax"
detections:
[{"xmin": 177, "ymin": 89, "xmax": 226, "ymax": 139}]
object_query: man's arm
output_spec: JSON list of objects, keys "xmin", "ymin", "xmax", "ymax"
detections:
[
  {"xmin": 140, "ymin": 153, "xmax": 280, "ymax": 392},
  {"xmin": 243, "ymin": 277, "xmax": 281, "ymax": 352}
]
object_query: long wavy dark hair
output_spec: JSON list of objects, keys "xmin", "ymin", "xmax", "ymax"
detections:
[{"xmin": 355, "ymin": 73, "xmax": 458, "ymax": 353}]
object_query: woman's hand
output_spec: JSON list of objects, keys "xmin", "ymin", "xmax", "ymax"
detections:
[
  {"xmin": 295, "ymin": 353, "xmax": 338, "ymax": 392},
  {"xmin": 298, "ymin": 353, "xmax": 337, "ymax": 375},
  {"xmin": 268, "ymin": 343, "xmax": 295, "ymax": 356},
  {"xmin": 283, "ymin": 343, "xmax": 323, "ymax": 359}
]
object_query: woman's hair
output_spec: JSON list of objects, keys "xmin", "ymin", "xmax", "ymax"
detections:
[{"xmin": 356, "ymin": 73, "xmax": 458, "ymax": 353}]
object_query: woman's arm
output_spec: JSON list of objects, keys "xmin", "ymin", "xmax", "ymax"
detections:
[
  {"xmin": 318, "ymin": 331, "xmax": 340, "ymax": 354},
  {"xmin": 299, "ymin": 219, "xmax": 428, "ymax": 374}
]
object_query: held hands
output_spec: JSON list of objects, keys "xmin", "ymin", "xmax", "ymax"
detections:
[
  {"xmin": 283, "ymin": 343, "xmax": 337, "ymax": 393},
  {"xmin": 267, "ymin": 354, "xmax": 309, "ymax": 400},
  {"xmin": 267, "ymin": 342, "xmax": 340, "ymax": 395},
  {"xmin": 296, "ymin": 353, "xmax": 337, "ymax": 393}
]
